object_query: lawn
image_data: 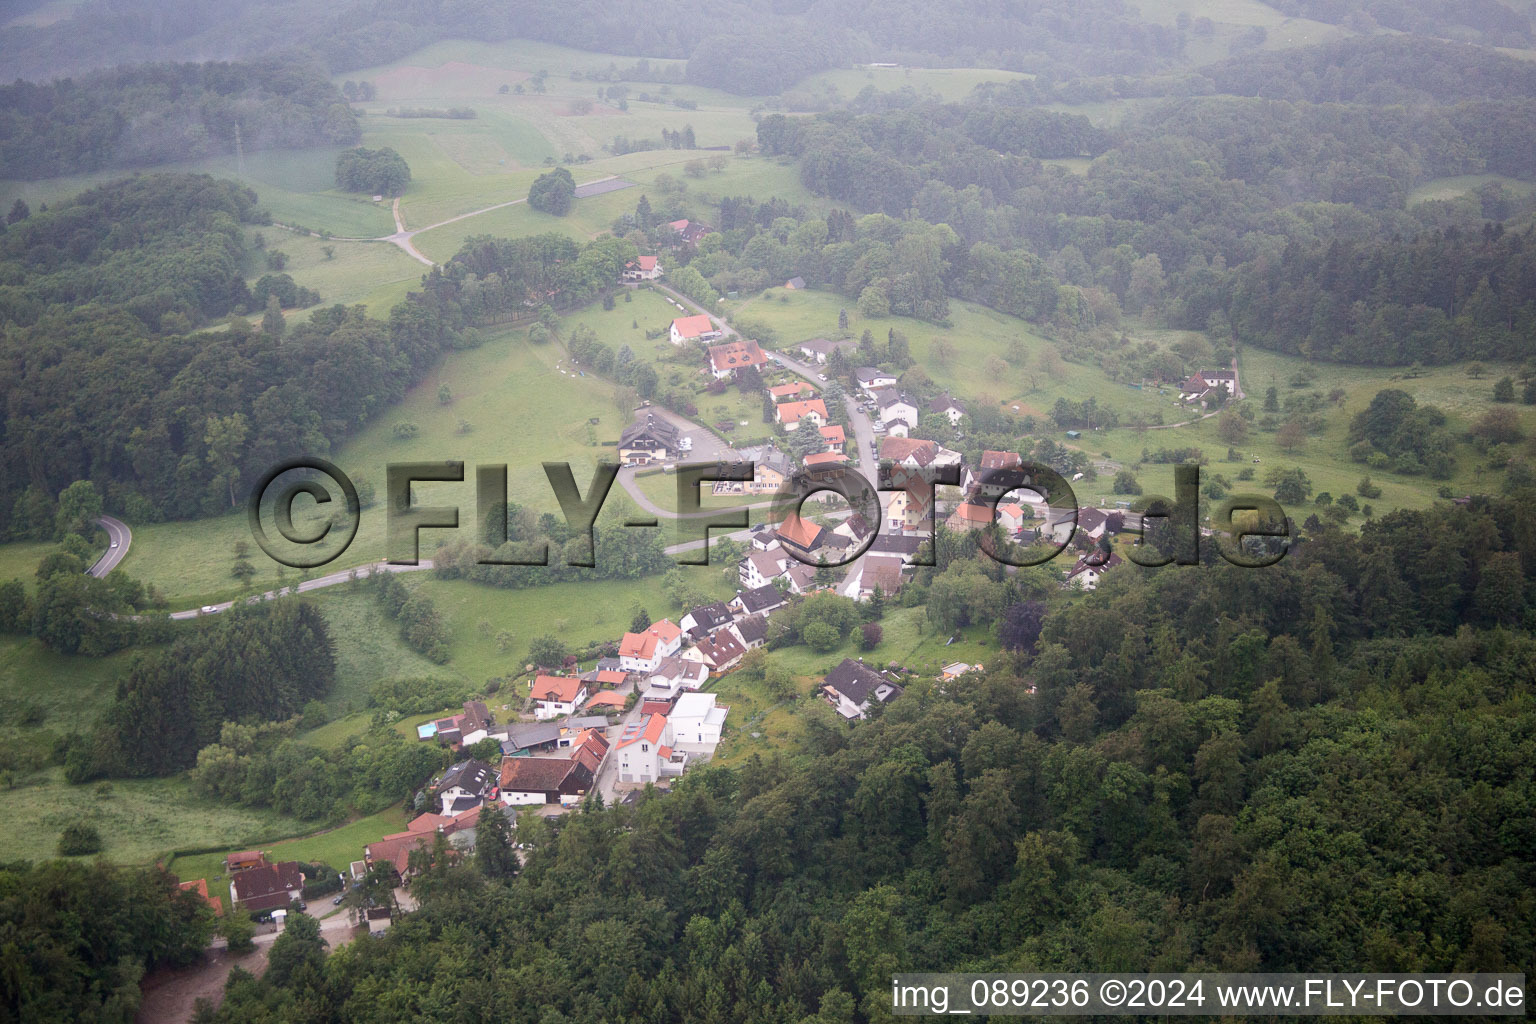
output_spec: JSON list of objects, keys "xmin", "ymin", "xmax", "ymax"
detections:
[
  {"xmin": 1408, "ymin": 174, "xmax": 1536, "ymax": 205},
  {"xmin": 0, "ymin": 769, "xmax": 308, "ymax": 865},
  {"xmin": 252, "ymin": 230, "xmax": 426, "ymax": 313}
]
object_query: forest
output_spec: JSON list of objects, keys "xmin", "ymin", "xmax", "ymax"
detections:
[
  {"xmin": 0, "ymin": 55, "xmax": 357, "ymax": 178},
  {"xmin": 190, "ymin": 499, "xmax": 1534, "ymax": 1022}
]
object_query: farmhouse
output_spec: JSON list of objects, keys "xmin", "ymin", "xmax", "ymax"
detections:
[
  {"xmin": 670, "ymin": 313, "xmax": 720, "ymax": 346},
  {"xmin": 1179, "ymin": 370, "xmax": 1238, "ymax": 404},
  {"xmin": 708, "ymin": 338, "xmax": 768, "ymax": 379},
  {"xmin": 499, "ymin": 757, "xmax": 595, "ymax": 806},
  {"xmin": 619, "ymin": 413, "xmax": 681, "ymax": 466}
]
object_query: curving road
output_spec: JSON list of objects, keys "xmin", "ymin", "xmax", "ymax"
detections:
[{"xmin": 87, "ymin": 515, "xmax": 132, "ymax": 577}]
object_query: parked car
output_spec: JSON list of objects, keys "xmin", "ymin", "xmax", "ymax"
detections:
[
  {"xmin": 332, "ymin": 896, "xmax": 345, "ymax": 905},
  {"xmin": 678, "ymin": 436, "xmax": 693, "ymax": 451}
]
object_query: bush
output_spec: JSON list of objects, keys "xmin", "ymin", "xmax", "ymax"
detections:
[
  {"xmin": 859, "ymin": 622, "xmax": 883, "ymax": 650},
  {"xmin": 1357, "ymin": 476, "xmax": 1382, "ymax": 499},
  {"xmin": 57, "ymin": 821, "xmax": 102, "ymax": 856}
]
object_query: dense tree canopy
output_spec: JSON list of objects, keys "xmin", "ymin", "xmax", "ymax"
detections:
[
  {"xmin": 335, "ymin": 145, "xmax": 411, "ymax": 195},
  {"xmin": 0, "ymin": 55, "xmax": 358, "ymax": 179}
]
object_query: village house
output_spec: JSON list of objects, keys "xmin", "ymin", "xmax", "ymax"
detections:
[
  {"xmin": 879, "ymin": 436, "xmax": 962, "ymax": 469},
  {"xmin": 820, "ymin": 658, "xmax": 904, "ymax": 720},
  {"xmin": 669, "ymin": 313, "xmax": 720, "ymax": 346},
  {"xmin": 730, "ymin": 614, "xmax": 769, "ymax": 649},
  {"xmin": 681, "ymin": 627, "xmax": 746, "ymax": 675},
  {"xmin": 1066, "ymin": 551, "xmax": 1123, "ymax": 590},
  {"xmin": 531, "ymin": 675, "xmax": 590, "ymax": 720},
  {"xmin": 854, "ymin": 367, "xmax": 898, "ymax": 393},
  {"xmin": 775, "ymin": 398, "xmax": 829, "ymax": 430},
  {"xmin": 619, "ymin": 413, "xmax": 681, "ymax": 466},
  {"xmin": 708, "ymin": 338, "xmax": 768, "ymax": 380},
  {"xmin": 618, "ymin": 619, "xmax": 684, "ymax": 673},
  {"xmin": 623, "ymin": 254, "xmax": 663, "ymax": 281},
  {"xmin": 803, "ymin": 451, "xmax": 848, "ymax": 467},
  {"xmin": 740, "ymin": 546, "xmax": 790, "ymax": 589},
  {"xmin": 768, "ymin": 381, "xmax": 817, "ymax": 403},
  {"xmin": 710, "ymin": 444, "xmax": 792, "ymax": 496},
  {"xmin": 797, "ymin": 337, "xmax": 855, "ymax": 364},
  {"xmin": 680, "ymin": 601, "xmax": 734, "ymax": 639},
  {"xmin": 730, "ymin": 583, "xmax": 789, "ymax": 618},
  {"xmin": 615, "ymin": 714, "xmax": 683, "ymax": 783},
  {"xmin": 855, "ymin": 555, "xmax": 907, "ymax": 599},
  {"xmin": 945, "ymin": 501, "xmax": 997, "ymax": 532},
  {"xmin": 1179, "ymin": 369, "xmax": 1238, "ymax": 404},
  {"xmin": 499, "ymin": 757, "xmax": 595, "ymax": 806},
  {"xmin": 669, "ymin": 691, "xmax": 729, "ymax": 746},
  {"xmin": 872, "ymin": 389, "xmax": 920, "ymax": 433},
  {"xmin": 230, "ymin": 861, "xmax": 305, "ymax": 913},
  {"xmin": 177, "ymin": 878, "xmax": 224, "ymax": 916},
  {"xmin": 819, "ymin": 423, "xmax": 845, "ymax": 453},
  {"xmin": 434, "ymin": 759, "xmax": 498, "ymax": 816},
  {"xmin": 773, "ymin": 513, "xmax": 830, "ymax": 560},
  {"xmin": 667, "ymin": 218, "xmax": 712, "ymax": 244},
  {"xmin": 928, "ymin": 394, "xmax": 966, "ymax": 426},
  {"xmin": 647, "ymin": 656, "xmax": 710, "ymax": 700}
]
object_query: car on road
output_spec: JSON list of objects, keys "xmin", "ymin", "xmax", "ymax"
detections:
[
  {"xmin": 817, "ymin": 373, "xmax": 827, "ymax": 381},
  {"xmin": 110, "ymin": 541, "xmax": 118, "ymax": 548},
  {"xmin": 200, "ymin": 605, "xmax": 217, "ymax": 614},
  {"xmin": 678, "ymin": 436, "xmax": 693, "ymax": 452},
  {"xmin": 332, "ymin": 896, "xmax": 345, "ymax": 905}
]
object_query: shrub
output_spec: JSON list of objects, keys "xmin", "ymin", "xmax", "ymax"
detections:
[{"xmin": 57, "ymin": 821, "xmax": 102, "ymax": 856}]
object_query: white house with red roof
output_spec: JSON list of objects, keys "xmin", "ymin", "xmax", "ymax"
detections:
[
  {"xmin": 819, "ymin": 423, "xmax": 845, "ymax": 453},
  {"xmin": 618, "ymin": 619, "xmax": 684, "ymax": 673},
  {"xmin": 707, "ymin": 338, "xmax": 768, "ymax": 379},
  {"xmin": 531, "ymin": 675, "xmax": 589, "ymax": 720},
  {"xmin": 1179, "ymin": 369, "xmax": 1238, "ymax": 404},
  {"xmin": 623, "ymin": 254, "xmax": 662, "ymax": 281},
  {"xmin": 768, "ymin": 381, "xmax": 817, "ymax": 402},
  {"xmin": 670, "ymin": 314, "xmax": 720, "ymax": 346},
  {"xmin": 615, "ymin": 713, "xmax": 683, "ymax": 783},
  {"xmin": 775, "ymin": 398, "xmax": 828, "ymax": 431}
]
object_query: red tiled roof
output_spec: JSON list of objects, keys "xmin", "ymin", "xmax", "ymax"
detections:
[
  {"xmin": 649, "ymin": 619, "xmax": 682, "ymax": 644},
  {"xmin": 950, "ymin": 502, "xmax": 995, "ymax": 524},
  {"xmin": 672, "ymin": 314, "xmax": 715, "ymax": 339},
  {"xmin": 640, "ymin": 698, "xmax": 674, "ymax": 716},
  {"xmin": 981, "ymin": 450, "xmax": 1022, "ymax": 470},
  {"xmin": 819, "ymin": 424, "xmax": 845, "ymax": 443},
  {"xmin": 804, "ymin": 452, "xmax": 848, "ymax": 465},
  {"xmin": 880, "ymin": 437, "xmax": 940, "ymax": 465},
  {"xmin": 776, "ymin": 512, "xmax": 823, "ymax": 549},
  {"xmin": 619, "ymin": 631, "xmax": 658, "ymax": 659},
  {"xmin": 584, "ymin": 691, "xmax": 627, "ymax": 709},
  {"xmin": 178, "ymin": 878, "xmax": 223, "ymax": 915},
  {"xmin": 709, "ymin": 339, "xmax": 768, "ymax": 372},
  {"xmin": 407, "ymin": 812, "xmax": 455, "ymax": 833},
  {"xmin": 532, "ymin": 675, "xmax": 584, "ymax": 703},
  {"xmin": 769, "ymin": 382, "xmax": 815, "ymax": 399},
  {"xmin": 637, "ymin": 255, "xmax": 657, "ymax": 270},
  {"xmin": 776, "ymin": 399, "xmax": 828, "ymax": 425},
  {"xmin": 596, "ymin": 669, "xmax": 628, "ymax": 686},
  {"xmin": 225, "ymin": 850, "xmax": 265, "ymax": 868}
]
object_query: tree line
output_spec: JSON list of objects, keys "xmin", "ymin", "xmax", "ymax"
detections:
[{"xmin": 0, "ymin": 55, "xmax": 358, "ymax": 179}]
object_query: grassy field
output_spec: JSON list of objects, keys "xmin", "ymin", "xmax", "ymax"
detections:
[
  {"xmin": 253, "ymin": 230, "xmax": 427, "ymax": 313},
  {"xmin": 164, "ymin": 804, "xmax": 413, "ymax": 911},
  {"xmin": 1408, "ymin": 174, "xmax": 1536, "ymax": 205}
]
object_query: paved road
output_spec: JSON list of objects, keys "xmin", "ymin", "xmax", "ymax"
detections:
[
  {"xmin": 87, "ymin": 515, "xmax": 131, "ymax": 577},
  {"xmin": 166, "ymin": 560, "xmax": 434, "ymax": 620}
]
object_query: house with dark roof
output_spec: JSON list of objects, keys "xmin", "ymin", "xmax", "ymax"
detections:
[
  {"xmin": 928, "ymin": 394, "xmax": 966, "ymax": 426},
  {"xmin": 868, "ymin": 533, "xmax": 925, "ymax": 559},
  {"xmin": 797, "ymin": 337, "xmax": 855, "ymax": 364},
  {"xmin": 435, "ymin": 759, "xmax": 498, "ymax": 815},
  {"xmin": 647, "ymin": 656, "xmax": 710, "ymax": 700},
  {"xmin": 821, "ymin": 658, "xmax": 904, "ymax": 720},
  {"xmin": 710, "ymin": 444, "xmax": 792, "ymax": 496},
  {"xmin": 873, "ymin": 389, "xmax": 920, "ymax": 433},
  {"xmin": 739, "ymin": 546, "xmax": 789, "ymax": 590},
  {"xmin": 730, "ymin": 614, "xmax": 769, "ymax": 649},
  {"xmin": 730, "ymin": 583, "xmax": 789, "ymax": 618},
  {"xmin": 1066, "ymin": 551, "xmax": 1123, "ymax": 591},
  {"xmin": 683, "ymin": 627, "xmax": 746, "ymax": 675},
  {"xmin": 680, "ymin": 601, "xmax": 733, "ymax": 639},
  {"xmin": 230, "ymin": 861, "xmax": 305, "ymax": 913},
  {"xmin": 858, "ymin": 556, "xmax": 907, "ymax": 599},
  {"xmin": 499, "ymin": 756, "xmax": 595, "ymax": 806},
  {"xmin": 499, "ymin": 721, "xmax": 561, "ymax": 757},
  {"xmin": 784, "ymin": 276, "xmax": 806, "ymax": 289},
  {"xmin": 854, "ymin": 367, "xmax": 898, "ymax": 393},
  {"xmin": 619, "ymin": 413, "xmax": 681, "ymax": 466}
]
